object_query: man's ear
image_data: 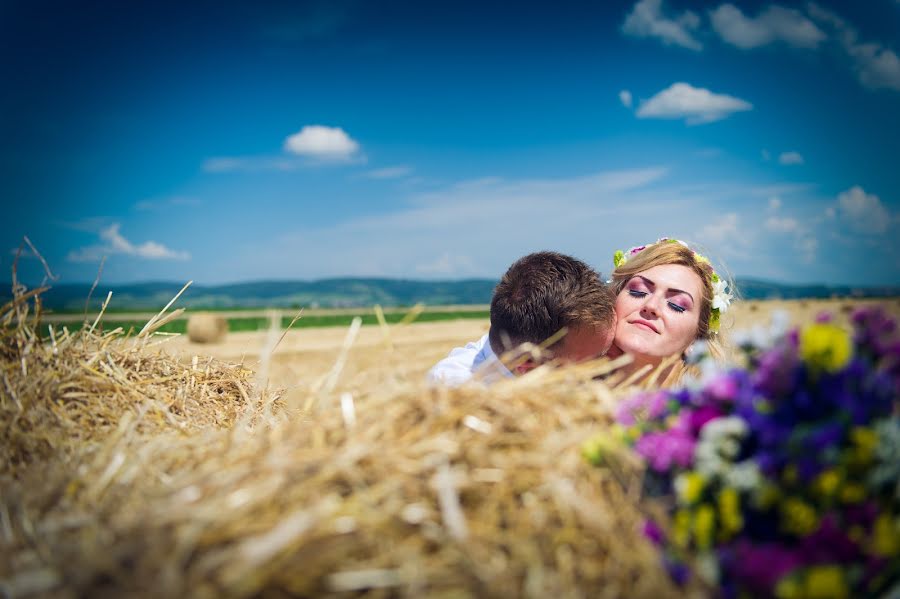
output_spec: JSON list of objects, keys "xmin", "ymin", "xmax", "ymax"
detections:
[{"xmin": 514, "ymin": 359, "xmax": 538, "ymax": 375}]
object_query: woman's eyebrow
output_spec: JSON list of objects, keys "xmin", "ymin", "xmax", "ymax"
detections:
[{"xmin": 636, "ymin": 275, "xmax": 694, "ymax": 302}]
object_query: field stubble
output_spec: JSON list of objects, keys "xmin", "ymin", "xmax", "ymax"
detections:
[{"xmin": 167, "ymin": 298, "xmax": 900, "ymax": 391}]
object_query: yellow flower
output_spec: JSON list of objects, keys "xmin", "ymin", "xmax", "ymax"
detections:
[
  {"xmin": 675, "ymin": 472, "xmax": 706, "ymax": 505},
  {"xmin": 872, "ymin": 514, "xmax": 899, "ymax": 557},
  {"xmin": 848, "ymin": 427, "xmax": 877, "ymax": 465},
  {"xmin": 672, "ymin": 509, "xmax": 691, "ymax": 549},
  {"xmin": 780, "ymin": 497, "xmax": 819, "ymax": 536},
  {"xmin": 775, "ymin": 576, "xmax": 801, "ymax": 599},
  {"xmin": 581, "ymin": 432, "xmax": 624, "ymax": 466},
  {"xmin": 839, "ymin": 483, "xmax": 866, "ymax": 504},
  {"xmin": 754, "ymin": 482, "xmax": 781, "ymax": 510},
  {"xmin": 718, "ymin": 488, "xmax": 743, "ymax": 538},
  {"xmin": 813, "ymin": 469, "xmax": 841, "ymax": 498},
  {"xmin": 694, "ymin": 504, "xmax": 716, "ymax": 551},
  {"xmin": 803, "ymin": 565, "xmax": 849, "ymax": 599},
  {"xmin": 782, "ymin": 465, "xmax": 799, "ymax": 485},
  {"xmin": 800, "ymin": 323, "xmax": 852, "ymax": 373}
]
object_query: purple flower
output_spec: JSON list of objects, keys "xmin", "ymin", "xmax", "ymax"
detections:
[
  {"xmin": 728, "ymin": 541, "xmax": 804, "ymax": 594},
  {"xmin": 800, "ymin": 514, "xmax": 861, "ymax": 563},
  {"xmin": 635, "ymin": 430, "xmax": 696, "ymax": 472},
  {"xmin": 688, "ymin": 405, "xmax": 723, "ymax": 435},
  {"xmin": 642, "ymin": 519, "xmax": 665, "ymax": 545},
  {"xmin": 706, "ymin": 372, "xmax": 740, "ymax": 402}
]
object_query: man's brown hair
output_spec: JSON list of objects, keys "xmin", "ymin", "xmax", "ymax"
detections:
[{"xmin": 488, "ymin": 251, "xmax": 615, "ymax": 356}]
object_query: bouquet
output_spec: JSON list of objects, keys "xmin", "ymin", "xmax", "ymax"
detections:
[{"xmin": 585, "ymin": 308, "xmax": 900, "ymax": 598}]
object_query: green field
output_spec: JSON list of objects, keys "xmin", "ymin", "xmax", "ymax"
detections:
[{"xmin": 50, "ymin": 309, "xmax": 491, "ymax": 335}]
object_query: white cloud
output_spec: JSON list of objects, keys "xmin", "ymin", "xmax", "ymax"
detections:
[
  {"xmin": 68, "ymin": 224, "xmax": 190, "ymax": 262},
  {"xmin": 237, "ymin": 167, "xmax": 691, "ymax": 280},
  {"xmin": 848, "ymin": 43, "xmax": 900, "ymax": 92},
  {"xmin": 415, "ymin": 252, "xmax": 476, "ymax": 276},
  {"xmin": 837, "ymin": 186, "xmax": 891, "ymax": 234},
  {"xmin": 135, "ymin": 196, "xmax": 202, "ymax": 211},
  {"xmin": 636, "ymin": 82, "xmax": 753, "ymax": 124},
  {"xmin": 363, "ymin": 165, "xmax": 413, "ymax": 179},
  {"xmin": 778, "ymin": 151, "xmax": 804, "ymax": 165},
  {"xmin": 698, "ymin": 212, "xmax": 741, "ymax": 245},
  {"xmin": 621, "ymin": 0, "xmax": 702, "ymax": 51},
  {"xmin": 765, "ymin": 216, "xmax": 799, "ymax": 233},
  {"xmin": 768, "ymin": 196, "xmax": 782, "ymax": 211},
  {"xmin": 202, "ymin": 156, "xmax": 302, "ymax": 173},
  {"xmin": 284, "ymin": 125, "xmax": 360, "ymax": 160},
  {"xmin": 709, "ymin": 4, "xmax": 825, "ymax": 49},
  {"xmin": 806, "ymin": 2, "xmax": 900, "ymax": 92},
  {"xmin": 619, "ymin": 89, "xmax": 633, "ymax": 108}
]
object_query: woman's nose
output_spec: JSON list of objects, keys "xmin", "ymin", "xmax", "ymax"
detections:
[{"xmin": 640, "ymin": 293, "xmax": 662, "ymax": 317}]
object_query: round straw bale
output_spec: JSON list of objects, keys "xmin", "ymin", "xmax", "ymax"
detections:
[{"xmin": 187, "ymin": 313, "xmax": 228, "ymax": 343}]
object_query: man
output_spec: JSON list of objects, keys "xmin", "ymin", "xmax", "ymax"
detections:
[{"xmin": 428, "ymin": 251, "xmax": 617, "ymax": 385}]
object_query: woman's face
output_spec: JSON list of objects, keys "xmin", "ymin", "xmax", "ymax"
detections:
[{"xmin": 613, "ymin": 264, "xmax": 704, "ymax": 361}]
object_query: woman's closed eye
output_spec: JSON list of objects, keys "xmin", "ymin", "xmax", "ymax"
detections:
[
  {"xmin": 628, "ymin": 289, "xmax": 647, "ymax": 298},
  {"xmin": 667, "ymin": 301, "xmax": 686, "ymax": 313}
]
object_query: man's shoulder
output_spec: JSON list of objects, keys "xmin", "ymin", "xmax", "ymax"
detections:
[{"xmin": 427, "ymin": 334, "xmax": 490, "ymax": 385}]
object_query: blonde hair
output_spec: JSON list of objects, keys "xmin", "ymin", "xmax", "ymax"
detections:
[{"xmin": 611, "ymin": 241, "xmax": 727, "ymax": 359}]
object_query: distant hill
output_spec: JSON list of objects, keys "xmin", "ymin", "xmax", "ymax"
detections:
[{"xmin": 6, "ymin": 277, "xmax": 899, "ymax": 312}]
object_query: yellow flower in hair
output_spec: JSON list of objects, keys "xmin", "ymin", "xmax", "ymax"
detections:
[{"xmin": 800, "ymin": 323, "xmax": 852, "ymax": 373}]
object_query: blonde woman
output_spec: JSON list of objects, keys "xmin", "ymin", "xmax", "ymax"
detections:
[{"xmin": 606, "ymin": 238, "xmax": 732, "ymax": 384}]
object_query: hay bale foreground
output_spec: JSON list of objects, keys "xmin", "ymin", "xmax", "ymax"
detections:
[
  {"xmin": 1, "ymin": 289, "xmax": 684, "ymax": 598},
  {"xmin": 187, "ymin": 313, "xmax": 229, "ymax": 344}
]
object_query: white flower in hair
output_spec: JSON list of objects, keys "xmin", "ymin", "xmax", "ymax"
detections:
[{"xmin": 711, "ymin": 279, "xmax": 733, "ymax": 313}]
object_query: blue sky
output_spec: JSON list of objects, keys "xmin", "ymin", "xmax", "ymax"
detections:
[{"xmin": 2, "ymin": 0, "xmax": 899, "ymax": 287}]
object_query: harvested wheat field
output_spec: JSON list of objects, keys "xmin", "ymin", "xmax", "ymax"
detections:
[{"xmin": 2, "ymin": 289, "xmax": 898, "ymax": 598}]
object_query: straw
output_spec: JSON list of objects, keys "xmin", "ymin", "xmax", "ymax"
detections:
[{"xmin": 0, "ymin": 282, "xmax": 695, "ymax": 598}]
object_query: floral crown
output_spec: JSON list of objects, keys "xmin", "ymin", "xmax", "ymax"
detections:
[{"xmin": 612, "ymin": 238, "xmax": 732, "ymax": 333}]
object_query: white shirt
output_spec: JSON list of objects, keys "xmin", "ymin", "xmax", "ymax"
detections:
[{"xmin": 427, "ymin": 333, "xmax": 515, "ymax": 386}]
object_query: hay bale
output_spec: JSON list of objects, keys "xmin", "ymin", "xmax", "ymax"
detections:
[
  {"xmin": 187, "ymin": 313, "xmax": 228, "ymax": 344},
  {"xmin": 1, "ymin": 283, "xmax": 688, "ymax": 598}
]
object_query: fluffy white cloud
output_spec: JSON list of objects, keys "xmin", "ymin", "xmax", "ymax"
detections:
[
  {"xmin": 619, "ymin": 89, "xmax": 633, "ymax": 108},
  {"xmin": 768, "ymin": 196, "xmax": 782, "ymax": 211},
  {"xmin": 778, "ymin": 151, "xmax": 804, "ymax": 165},
  {"xmin": 710, "ymin": 4, "xmax": 825, "ymax": 49},
  {"xmin": 806, "ymin": 3, "xmax": 900, "ymax": 92},
  {"xmin": 698, "ymin": 212, "xmax": 742, "ymax": 245},
  {"xmin": 636, "ymin": 82, "xmax": 753, "ymax": 124},
  {"xmin": 848, "ymin": 43, "xmax": 900, "ymax": 92},
  {"xmin": 283, "ymin": 125, "xmax": 360, "ymax": 159},
  {"xmin": 621, "ymin": 0, "xmax": 702, "ymax": 51},
  {"xmin": 765, "ymin": 216, "xmax": 799, "ymax": 233},
  {"xmin": 837, "ymin": 186, "xmax": 891, "ymax": 234},
  {"xmin": 68, "ymin": 224, "xmax": 190, "ymax": 262},
  {"xmin": 364, "ymin": 165, "xmax": 413, "ymax": 179}
]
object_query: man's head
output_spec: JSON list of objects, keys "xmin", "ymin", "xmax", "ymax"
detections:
[{"xmin": 488, "ymin": 251, "xmax": 616, "ymax": 374}]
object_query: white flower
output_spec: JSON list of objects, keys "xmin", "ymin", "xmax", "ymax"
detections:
[{"xmin": 711, "ymin": 279, "xmax": 733, "ymax": 312}]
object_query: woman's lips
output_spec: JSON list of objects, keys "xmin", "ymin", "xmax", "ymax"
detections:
[{"xmin": 631, "ymin": 319, "xmax": 659, "ymax": 333}]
